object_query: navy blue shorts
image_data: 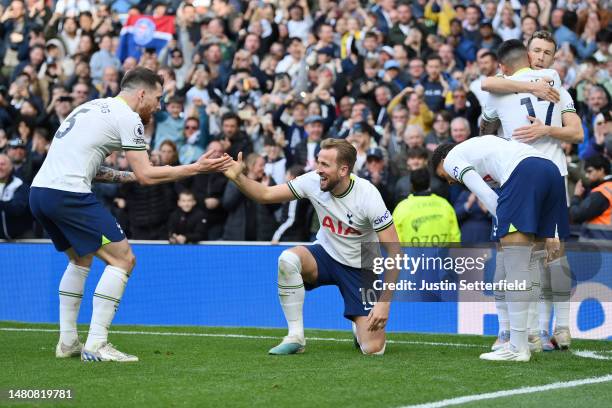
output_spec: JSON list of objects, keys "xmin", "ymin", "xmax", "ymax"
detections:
[
  {"xmin": 30, "ymin": 187, "xmax": 125, "ymax": 256},
  {"xmin": 493, "ymin": 157, "xmax": 569, "ymax": 240},
  {"xmin": 305, "ymin": 244, "xmax": 372, "ymax": 319}
]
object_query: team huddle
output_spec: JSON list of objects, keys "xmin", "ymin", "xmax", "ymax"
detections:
[{"xmin": 31, "ymin": 32, "xmax": 579, "ymax": 363}]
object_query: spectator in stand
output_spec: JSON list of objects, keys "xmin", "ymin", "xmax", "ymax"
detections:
[
  {"xmin": 359, "ymin": 147, "xmax": 393, "ymax": 209},
  {"xmin": 570, "ymin": 154, "xmax": 612, "ymax": 240},
  {"xmin": 222, "ymin": 152, "xmax": 279, "ymax": 241},
  {"xmin": 294, "ymin": 115, "xmax": 324, "ymax": 171},
  {"xmin": 450, "ymin": 117, "xmax": 471, "ymax": 143},
  {"xmin": 0, "ymin": 152, "xmax": 31, "ymax": 239},
  {"xmin": 153, "ymin": 95, "xmax": 185, "ymax": 151},
  {"xmin": 454, "ymin": 190, "xmax": 492, "ymax": 244},
  {"xmin": 271, "ymin": 165, "xmax": 310, "ymax": 243},
  {"xmin": 168, "ymin": 190, "xmax": 207, "ymax": 244},
  {"xmin": 448, "ymin": 87, "xmax": 481, "ymax": 137},
  {"xmin": 425, "ymin": 111, "xmax": 452, "ymax": 152}
]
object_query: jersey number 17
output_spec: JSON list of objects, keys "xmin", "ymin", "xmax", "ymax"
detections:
[{"xmin": 520, "ymin": 97, "xmax": 553, "ymax": 126}]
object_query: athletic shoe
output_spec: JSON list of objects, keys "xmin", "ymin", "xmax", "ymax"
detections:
[
  {"xmin": 552, "ymin": 326, "xmax": 571, "ymax": 350},
  {"xmin": 479, "ymin": 343, "xmax": 531, "ymax": 362},
  {"xmin": 55, "ymin": 339, "xmax": 83, "ymax": 358},
  {"xmin": 81, "ymin": 342, "xmax": 139, "ymax": 362},
  {"xmin": 528, "ymin": 334, "xmax": 542, "ymax": 353},
  {"xmin": 491, "ymin": 330, "xmax": 510, "ymax": 351},
  {"xmin": 540, "ymin": 330, "xmax": 555, "ymax": 351},
  {"xmin": 268, "ymin": 336, "xmax": 305, "ymax": 355}
]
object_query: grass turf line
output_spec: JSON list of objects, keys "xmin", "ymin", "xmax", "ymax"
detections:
[{"xmin": 0, "ymin": 322, "xmax": 610, "ymax": 408}]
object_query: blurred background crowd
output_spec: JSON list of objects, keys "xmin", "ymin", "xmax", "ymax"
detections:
[{"xmin": 0, "ymin": 0, "xmax": 610, "ymax": 244}]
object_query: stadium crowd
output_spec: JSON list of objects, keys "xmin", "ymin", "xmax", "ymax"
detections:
[{"xmin": 0, "ymin": 0, "xmax": 610, "ymax": 243}]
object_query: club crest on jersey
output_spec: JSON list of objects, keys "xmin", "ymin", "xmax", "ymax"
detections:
[
  {"xmin": 346, "ymin": 212, "xmax": 353, "ymax": 225},
  {"xmin": 322, "ymin": 215, "xmax": 361, "ymax": 236}
]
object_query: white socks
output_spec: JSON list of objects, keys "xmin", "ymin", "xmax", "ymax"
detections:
[
  {"xmin": 493, "ymin": 251, "xmax": 509, "ymax": 334},
  {"xmin": 59, "ymin": 263, "xmax": 90, "ymax": 345},
  {"xmin": 503, "ymin": 246, "xmax": 534, "ymax": 352},
  {"xmin": 277, "ymin": 250, "xmax": 305, "ymax": 341},
  {"xmin": 85, "ymin": 265, "xmax": 129, "ymax": 350},
  {"xmin": 551, "ymin": 256, "xmax": 571, "ymax": 328},
  {"xmin": 539, "ymin": 255, "xmax": 553, "ymax": 332}
]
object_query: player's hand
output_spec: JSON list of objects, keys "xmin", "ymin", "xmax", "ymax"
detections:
[
  {"xmin": 367, "ymin": 302, "xmax": 390, "ymax": 332},
  {"xmin": 194, "ymin": 149, "xmax": 233, "ymax": 173},
  {"xmin": 223, "ymin": 151, "xmax": 246, "ymax": 180},
  {"xmin": 530, "ymin": 79, "xmax": 560, "ymax": 103},
  {"xmin": 513, "ymin": 116, "xmax": 548, "ymax": 143}
]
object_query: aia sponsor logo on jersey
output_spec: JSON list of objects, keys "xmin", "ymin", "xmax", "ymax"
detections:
[{"xmin": 322, "ymin": 215, "xmax": 361, "ymax": 236}]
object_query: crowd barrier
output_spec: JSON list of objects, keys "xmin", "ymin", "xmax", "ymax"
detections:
[{"xmin": 0, "ymin": 241, "xmax": 610, "ymax": 339}]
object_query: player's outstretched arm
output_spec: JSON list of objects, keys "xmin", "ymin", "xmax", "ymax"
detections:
[
  {"xmin": 94, "ymin": 166, "xmax": 137, "ymax": 183},
  {"xmin": 125, "ymin": 149, "xmax": 233, "ymax": 185},
  {"xmin": 481, "ymin": 76, "xmax": 560, "ymax": 103},
  {"xmin": 224, "ymin": 152, "xmax": 295, "ymax": 204}
]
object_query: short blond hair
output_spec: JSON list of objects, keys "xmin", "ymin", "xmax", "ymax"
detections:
[{"xmin": 319, "ymin": 139, "xmax": 357, "ymax": 170}]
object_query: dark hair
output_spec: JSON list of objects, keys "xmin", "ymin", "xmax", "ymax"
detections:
[
  {"xmin": 585, "ymin": 154, "xmax": 611, "ymax": 175},
  {"xmin": 288, "ymin": 37, "xmax": 303, "ymax": 46},
  {"xmin": 407, "ymin": 147, "xmax": 429, "ymax": 160},
  {"xmin": 496, "ymin": 39, "xmax": 528, "ymax": 66},
  {"xmin": 596, "ymin": 29, "xmax": 611, "ymax": 43},
  {"xmin": 410, "ymin": 168, "xmax": 430, "ymax": 193},
  {"xmin": 466, "ymin": 4, "xmax": 481, "ymax": 15},
  {"xmin": 431, "ymin": 143, "xmax": 457, "ymax": 174},
  {"xmin": 120, "ymin": 67, "xmax": 163, "ymax": 91},
  {"xmin": 521, "ymin": 15, "xmax": 538, "ymax": 26},
  {"xmin": 166, "ymin": 95, "xmax": 184, "ymax": 106},
  {"xmin": 179, "ymin": 189, "xmax": 196, "ymax": 199},
  {"xmin": 480, "ymin": 51, "xmax": 498, "ymax": 61},
  {"xmin": 426, "ymin": 54, "xmax": 442, "ymax": 64},
  {"xmin": 527, "ymin": 30, "xmax": 557, "ymax": 51},
  {"xmin": 353, "ymin": 121, "xmax": 374, "ymax": 136},
  {"xmin": 561, "ymin": 10, "xmax": 578, "ymax": 31},
  {"xmin": 288, "ymin": 164, "xmax": 306, "ymax": 179},
  {"xmin": 221, "ymin": 111, "xmax": 241, "ymax": 126}
]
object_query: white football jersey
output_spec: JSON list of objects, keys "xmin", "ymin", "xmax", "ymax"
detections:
[
  {"xmin": 33, "ymin": 97, "xmax": 146, "ymax": 193},
  {"xmin": 482, "ymin": 68, "xmax": 576, "ymax": 176},
  {"xmin": 443, "ymin": 135, "xmax": 545, "ymax": 187},
  {"xmin": 288, "ymin": 171, "xmax": 393, "ymax": 268}
]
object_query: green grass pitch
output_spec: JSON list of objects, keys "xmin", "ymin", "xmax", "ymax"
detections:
[{"xmin": 1, "ymin": 321, "xmax": 611, "ymax": 407}]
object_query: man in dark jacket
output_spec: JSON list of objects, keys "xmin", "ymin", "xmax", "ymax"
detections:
[
  {"xmin": 0, "ymin": 152, "xmax": 31, "ymax": 239},
  {"xmin": 294, "ymin": 115, "xmax": 324, "ymax": 170},
  {"xmin": 222, "ymin": 153, "xmax": 279, "ymax": 241},
  {"xmin": 570, "ymin": 154, "xmax": 612, "ymax": 240},
  {"xmin": 168, "ymin": 190, "xmax": 207, "ymax": 243}
]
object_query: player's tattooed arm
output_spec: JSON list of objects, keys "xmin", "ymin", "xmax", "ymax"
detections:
[
  {"xmin": 94, "ymin": 166, "xmax": 138, "ymax": 183},
  {"xmin": 480, "ymin": 118, "xmax": 501, "ymax": 136}
]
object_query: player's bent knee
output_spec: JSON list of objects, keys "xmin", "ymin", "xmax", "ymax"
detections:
[{"xmin": 278, "ymin": 250, "xmax": 302, "ymax": 278}]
